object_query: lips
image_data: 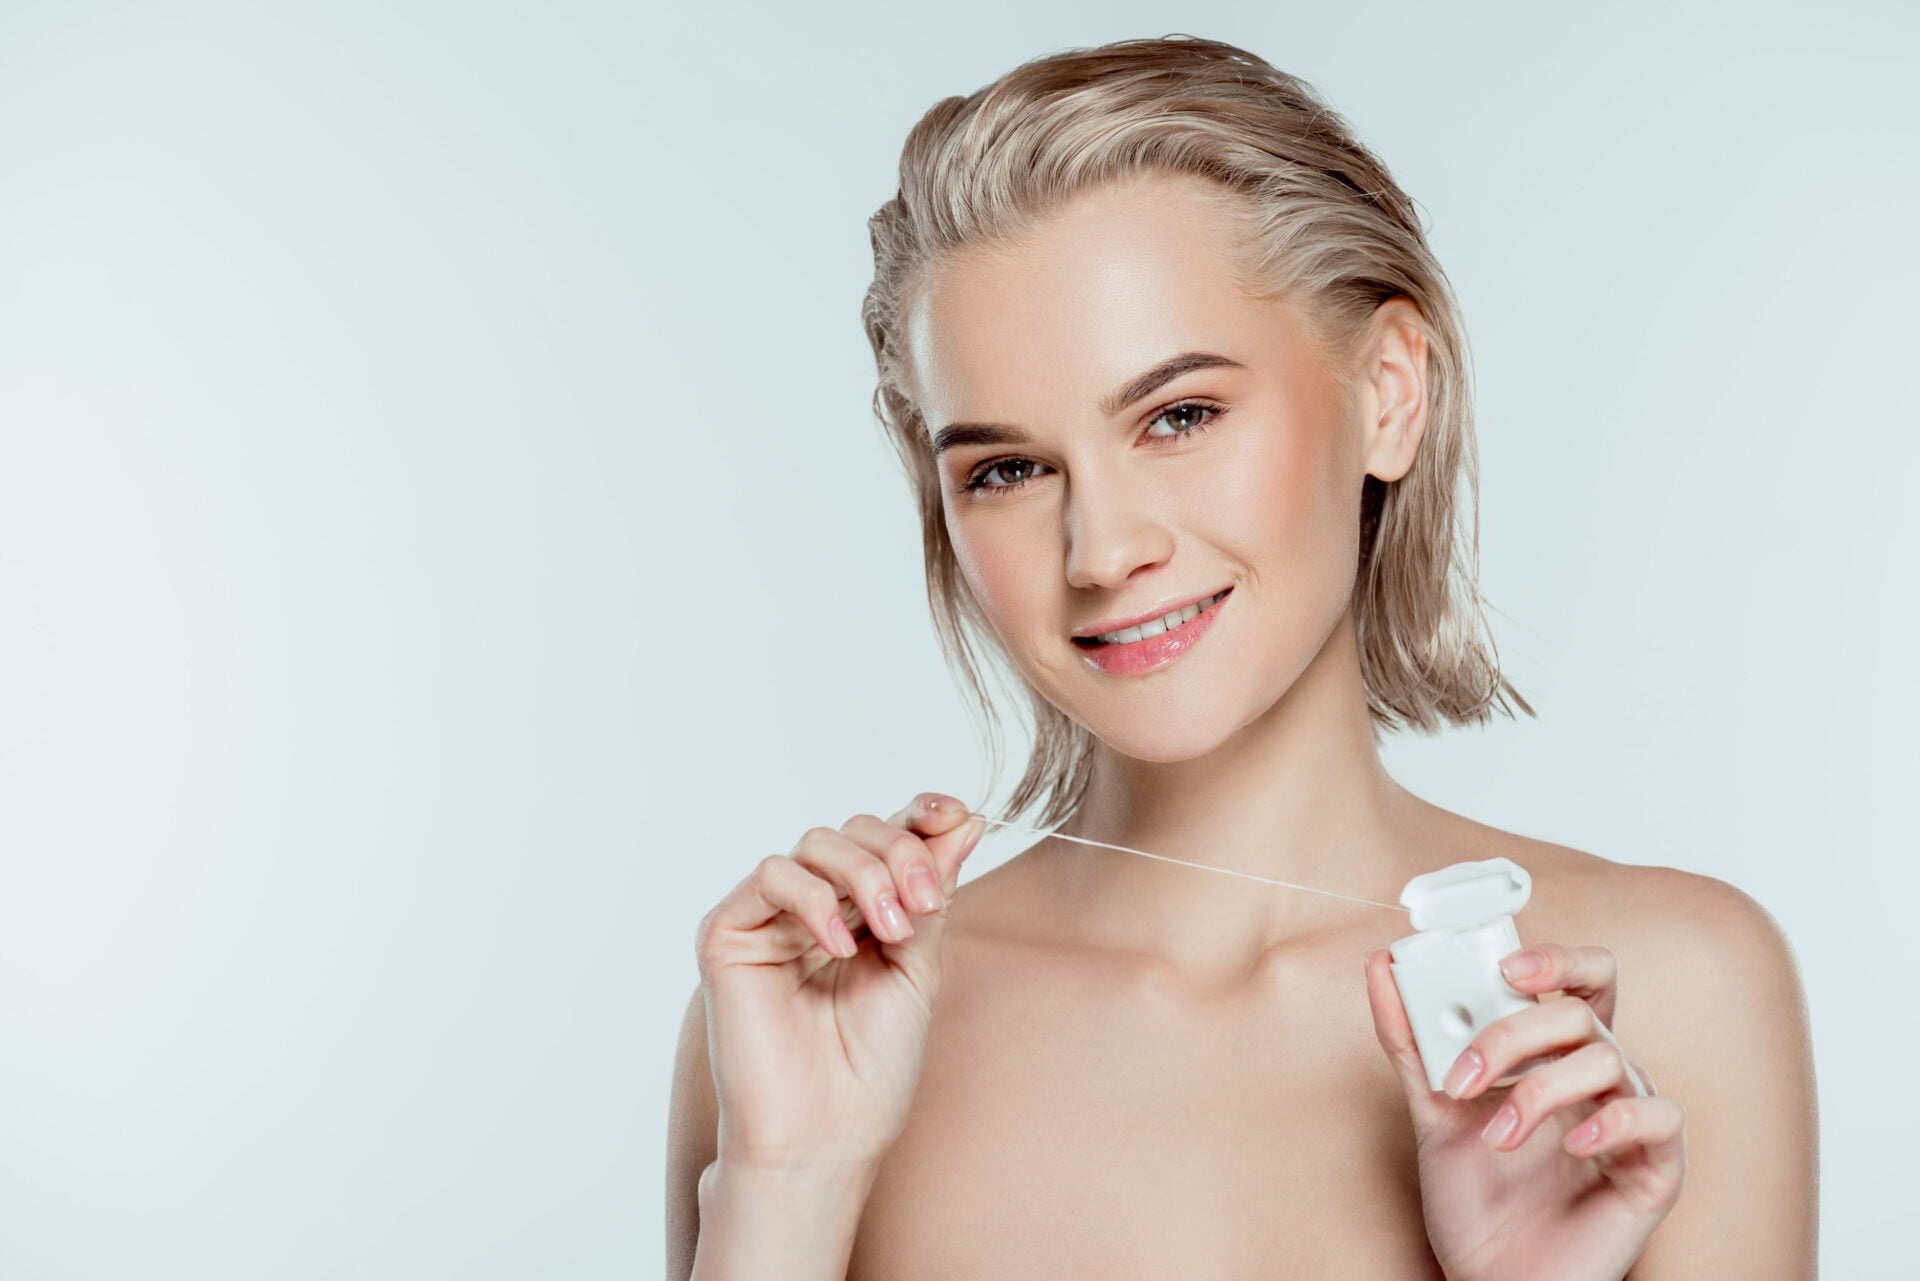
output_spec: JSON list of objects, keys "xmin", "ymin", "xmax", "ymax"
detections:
[
  {"xmin": 1072, "ymin": 586, "xmax": 1232, "ymax": 677},
  {"xmin": 1071, "ymin": 585, "xmax": 1234, "ymax": 644},
  {"xmin": 1071, "ymin": 586, "xmax": 1234, "ymax": 647}
]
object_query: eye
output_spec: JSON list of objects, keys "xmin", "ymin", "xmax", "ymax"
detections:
[
  {"xmin": 962, "ymin": 457, "xmax": 1048, "ymax": 495},
  {"xmin": 1144, "ymin": 399, "xmax": 1225, "ymax": 440},
  {"xmin": 959, "ymin": 398, "xmax": 1229, "ymax": 498}
]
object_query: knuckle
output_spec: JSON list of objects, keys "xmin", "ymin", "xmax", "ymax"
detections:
[
  {"xmin": 1511, "ymin": 1071, "xmax": 1547, "ymax": 1114},
  {"xmin": 795, "ymin": 826, "xmax": 834, "ymax": 852},
  {"xmin": 807, "ymin": 877, "xmax": 840, "ymax": 915},
  {"xmin": 693, "ymin": 909, "xmax": 730, "ymax": 974},
  {"xmin": 1476, "ymin": 1025, "xmax": 1507, "ymax": 1064},
  {"xmin": 842, "ymin": 812, "xmax": 882, "ymax": 833},
  {"xmin": 1590, "ymin": 946, "xmax": 1619, "ymax": 981},
  {"xmin": 863, "ymin": 863, "xmax": 900, "ymax": 901},
  {"xmin": 883, "ymin": 828, "xmax": 925, "ymax": 864}
]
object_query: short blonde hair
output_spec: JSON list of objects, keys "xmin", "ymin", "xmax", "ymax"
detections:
[{"xmin": 860, "ymin": 34, "xmax": 1534, "ymax": 828}]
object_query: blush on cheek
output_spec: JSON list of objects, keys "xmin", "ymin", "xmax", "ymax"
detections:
[
  {"xmin": 950, "ymin": 525, "xmax": 1034, "ymax": 632},
  {"xmin": 1211, "ymin": 424, "xmax": 1362, "ymax": 638},
  {"xmin": 1226, "ymin": 425, "xmax": 1330, "ymax": 547}
]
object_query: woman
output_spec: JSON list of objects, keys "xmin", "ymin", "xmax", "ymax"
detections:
[{"xmin": 668, "ymin": 35, "xmax": 1817, "ymax": 1279}]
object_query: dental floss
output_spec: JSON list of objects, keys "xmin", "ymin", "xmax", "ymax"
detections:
[
  {"xmin": 964, "ymin": 813, "xmax": 1410, "ymax": 912},
  {"xmin": 961, "ymin": 812, "xmax": 1536, "ymax": 1093}
]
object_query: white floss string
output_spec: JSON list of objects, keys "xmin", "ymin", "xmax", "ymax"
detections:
[{"xmin": 965, "ymin": 812, "xmax": 1410, "ymax": 915}]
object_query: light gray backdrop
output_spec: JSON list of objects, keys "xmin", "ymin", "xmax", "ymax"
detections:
[{"xmin": 2, "ymin": 0, "xmax": 1912, "ymax": 1276}]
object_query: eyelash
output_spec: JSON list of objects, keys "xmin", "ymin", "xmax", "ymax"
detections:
[{"xmin": 959, "ymin": 399, "xmax": 1229, "ymax": 497}]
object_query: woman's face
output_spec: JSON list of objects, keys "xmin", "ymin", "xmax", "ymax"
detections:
[{"xmin": 905, "ymin": 172, "xmax": 1421, "ymax": 762}]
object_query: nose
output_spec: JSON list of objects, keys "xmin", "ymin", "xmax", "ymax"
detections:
[{"xmin": 1062, "ymin": 466, "xmax": 1176, "ymax": 592}]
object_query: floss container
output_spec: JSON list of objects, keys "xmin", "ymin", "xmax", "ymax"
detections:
[{"xmin": 1388, "ymin": 857, "xmax": 1536, "ymax": 1093}]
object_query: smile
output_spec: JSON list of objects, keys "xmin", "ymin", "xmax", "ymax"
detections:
[
  {"xmin": 1070, "ymin": 587, "xmax": 1233, "ymax": 677},
  {"xmin": 1074, "ymin": 588, "xmax": 1231, "ymax": 645}
]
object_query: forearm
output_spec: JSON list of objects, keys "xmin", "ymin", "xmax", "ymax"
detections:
[{"xmin": 690, "ymin": 1159, "xmax": 880, "ymax": 1281}]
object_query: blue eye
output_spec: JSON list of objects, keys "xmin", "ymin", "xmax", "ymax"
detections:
[{"xmin": 959, "ymin": 399, "xmax": 1227, "ymax": 496}]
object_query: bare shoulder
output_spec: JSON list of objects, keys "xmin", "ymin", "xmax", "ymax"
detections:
[
  {"xmin": 943, "ymin": 838, "xmax": 1054, "ymax": 939},
  {"xmin": 933, "ymin": 841, "xmax": 1129, "ymax": 994},
  {"xmin": 1465, "ymin": 825, "xmax": 1818, "ymax": 1272},
  {"xmin": 1469, "ymin": 824, "xmax": 1813, "ymax": 1097},
  {"xmin": 1489, "ymin": 828, "xmax": 1803, "ymax": 989}
]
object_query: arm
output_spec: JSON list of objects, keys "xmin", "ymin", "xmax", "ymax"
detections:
[
  {"xmin": 666, "ymin": 981, "xmax": 881, "ymax": 1281},
  {"xmin": 1617, "ymin": 871, "xmax": 1819, "ymax": 1278},
  {"xmin": 666, "ymin": 984, "xmax": 717, "ymax": 1281},
  {"xmin": 691, "ymin": 1160, "xmax": 881, "ymax": 1280}
]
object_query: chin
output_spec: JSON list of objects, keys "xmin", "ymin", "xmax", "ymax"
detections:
[
  {"xmin": 1024, "ymin": 659, "xmax": 1260, "ymax": 763},
  {"xmin": 1076, "ymin": 710, "xmax": 1239, "ymax": 764}
]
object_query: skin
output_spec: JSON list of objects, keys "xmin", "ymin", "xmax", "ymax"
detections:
[{"xmin": 668, "ymin": 171, "xmax": 1818, "ymax": 1280}]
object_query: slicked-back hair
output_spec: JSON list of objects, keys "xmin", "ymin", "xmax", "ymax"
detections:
[{"xmin": 860, "ymin": 34, "xmax": 1534, "ymax": 829}]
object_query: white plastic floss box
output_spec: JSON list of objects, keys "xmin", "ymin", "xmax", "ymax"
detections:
[{"xmin": 1388, "ymin": 857, "xmax": 1537, "ymax": 1093}]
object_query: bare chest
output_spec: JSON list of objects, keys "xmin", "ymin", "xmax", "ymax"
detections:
[{"xmin": 847, "ymin": 938, "xmax": 1446, "ymax": 1280}]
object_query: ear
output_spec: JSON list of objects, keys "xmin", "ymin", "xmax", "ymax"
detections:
[{"xmin": 1357, "ymin": 298, "xmax": 1432, "ymax": 484}]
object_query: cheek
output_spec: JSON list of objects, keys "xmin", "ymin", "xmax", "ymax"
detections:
[
  {"xmin": 947, "ymin": 519, "xmax": 1081, "ymax": 686},
  {"xmin": 947, "ymin": 513, "xmax": 1042, "ymax": 625},
  {"xmin": 1209, "ymin": 421, "xmax": 1351, "ymax": 568}
]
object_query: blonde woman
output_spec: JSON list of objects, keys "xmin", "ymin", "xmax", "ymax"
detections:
[{"xmin": 669, "ymin": 35, "xmax": 1816, "ymax": 1280}]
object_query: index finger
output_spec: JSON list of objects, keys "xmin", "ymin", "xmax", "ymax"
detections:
[
  {"xmin": 886, "ymin": 792, "xmax": 975, "ymax": 837},
  {"xmin": 1499, "ymin": 941, "xmax": 1619, "ymax": 1026}
]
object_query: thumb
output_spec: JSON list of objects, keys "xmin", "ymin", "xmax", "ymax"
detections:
[
  {"xmin": 1364, "ymin": 947, "xmax": 1450, "ymax": 1128},
  {"xmin": 883, "ymin": 794, "xmax": 987, "ymax": 899},
  {"xmin": 933, "ymin": 813, "xmax": 987, "ymax": 897},
  {"xmin": 884, "ymin": 807, "xmax": 986, "ymax": 986}
]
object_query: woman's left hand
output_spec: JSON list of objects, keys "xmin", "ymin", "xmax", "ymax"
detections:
[{"xmin": 1363, "ymin": 942, "xmax": 1688, "ymax": 1281}]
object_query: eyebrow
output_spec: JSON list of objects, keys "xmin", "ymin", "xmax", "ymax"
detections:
[{"xmin": 929, "ymin": 351, "xmax": 1245, "ymax": 457}]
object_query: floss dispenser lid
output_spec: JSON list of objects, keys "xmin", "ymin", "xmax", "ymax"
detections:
[{"xmin": 1399, "ymin": 857, "xmax": 1532, "ymax": 931}]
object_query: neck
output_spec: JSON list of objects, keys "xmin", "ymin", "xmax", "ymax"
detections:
[{"xmin": 1043, "ymin": 608, "xmax": 1433, "ymax": 980}]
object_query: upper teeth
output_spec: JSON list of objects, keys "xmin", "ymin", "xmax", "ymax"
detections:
[{"xmin": 1091, "ymin": 590, "xmax": 1227, "ymax": 644}]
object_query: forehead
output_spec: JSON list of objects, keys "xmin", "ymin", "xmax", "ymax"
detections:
[{"xmin": 904, "ymin": 173, "xmax": 1282, "ymax": 426}]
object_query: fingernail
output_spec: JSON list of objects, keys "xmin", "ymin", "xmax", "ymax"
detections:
[
  {"xmin": 1567, "ymin": 1118, "xmax": 1601, "ymax": 1152},
  {"xmin": 875, "ymin": 892, "xmax": 913, "ymax": 939},
  {"xmin": 1363, "ymin": 948, "xmax": 1381, "ymax": 972},
  {"xmin": 959, "ymin": 817, "xmax": 986, "ymax": 859},
  {"xmin": 922, "ymin": 794, "xmax": 947, "ymax": 815},
  {"xmin": 1500, "ymin": 950, "xmax": 1544, "ymax": 981},
  {"xmin": 1480, "ymin": 1102, "xmax": 1518, "ymax": 1147},
  {"xmin": 905, "ymin": 863, "xmax": 942, "ymax": 912},
  {"xmin": 1442, "ymin": 1047, "xmax": 1483, "ymax": 1099}
]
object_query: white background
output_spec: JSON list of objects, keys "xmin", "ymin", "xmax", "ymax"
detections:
[{"xmin": 2, "ymin": 0, "xmax": 1912, "ymax": 1275}]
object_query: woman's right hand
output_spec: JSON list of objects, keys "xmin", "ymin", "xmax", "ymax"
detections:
[{"xmin": 694, "ymin": 793, "xmax": 987, "ymax": 1176}]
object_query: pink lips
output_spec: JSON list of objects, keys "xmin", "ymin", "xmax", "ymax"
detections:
[{"xmin": 1072, "ymin": 588, "xmax": 1231, "ymax": 676}]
